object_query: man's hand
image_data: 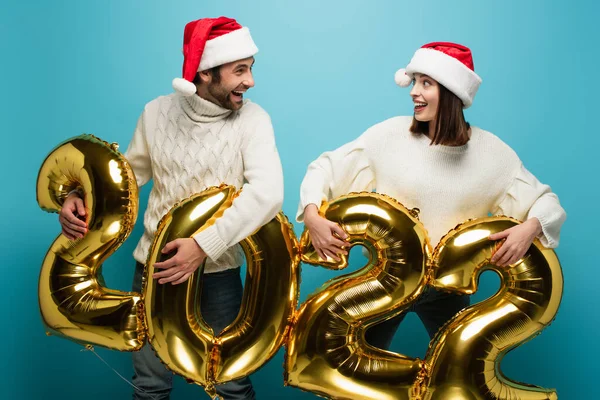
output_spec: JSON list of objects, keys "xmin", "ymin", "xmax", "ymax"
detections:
[
  {"xmin": 59, "ymin": 193, "xmax": 87, "ymax": 240},
  {"xmin": 490, "ymin": 218, "xmax": 542, "ymax": 267},
  {"xmin": 153, "ymin": 238, "xmax": 208, "ymax": 285}
]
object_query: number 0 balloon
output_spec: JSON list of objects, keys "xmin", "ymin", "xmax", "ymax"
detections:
[{"xmin": 144, "ymin": 185, "xmax": 300, "ymax": 395}]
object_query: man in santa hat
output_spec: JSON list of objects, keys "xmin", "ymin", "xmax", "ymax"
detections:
[{"xmin": 58, "ymin": 16, "xmax": 282, "ymax": 399}]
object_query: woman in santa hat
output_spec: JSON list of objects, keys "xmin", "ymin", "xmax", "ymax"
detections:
[{"xmin": 296, "ymin": 42, "xmax": 566, "ymax": 349}]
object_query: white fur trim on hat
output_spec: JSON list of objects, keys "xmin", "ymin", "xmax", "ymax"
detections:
[
  {"xmin": 199, "ymin": 27, "xmax": 258, "ymax": 71},
  {"xmin": 401, "ymin": 48, "xmax": 482, "ymax": 108},
  {"xmin": 172, "ymin": 78, "xmax": 197, "ymax": 96}
]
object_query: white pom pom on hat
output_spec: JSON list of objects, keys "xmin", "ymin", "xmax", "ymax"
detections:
[
  {"xmin": 394, "ymin": 68, "xmax": 412, "ymax": 87},
  {"xmin": 172, "ymin": 78, "xmax": 197, "ymax": 96}
]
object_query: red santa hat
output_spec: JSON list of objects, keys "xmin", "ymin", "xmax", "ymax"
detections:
[
  {"xmin": 172, "ymin": 17, "xmax": 258, "ymax": 96},
  {"xmin": 394, "ymin": 42, "xmax": 482, "ymax": 108}
]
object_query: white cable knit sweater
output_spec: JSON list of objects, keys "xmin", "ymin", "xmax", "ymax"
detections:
[
  {"xmin": 126, "ymin": 93, "xmax": 283, "ymax": 273},
  {"xmin": 297, "ymin": 116, "xmax": 566, "ymax": 248}
]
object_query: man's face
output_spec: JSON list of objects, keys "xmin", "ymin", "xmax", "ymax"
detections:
[{"xmin": 206, "ymin": 57, "xmax": 255, "ymax": 110}]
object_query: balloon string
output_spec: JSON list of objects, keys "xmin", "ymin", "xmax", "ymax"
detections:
[{"xmin": 82, "ymin": 345, "xmax": 162, "ymax": 400}]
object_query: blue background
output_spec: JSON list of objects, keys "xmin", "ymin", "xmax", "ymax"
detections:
[{"xmin": 2, "ymin": 0, "xmax": 598, "ymax": 398}]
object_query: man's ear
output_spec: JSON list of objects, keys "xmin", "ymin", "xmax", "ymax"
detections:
[{"xmin": 197, "ymin": 70, "xmax": 212, "ymax": 84}]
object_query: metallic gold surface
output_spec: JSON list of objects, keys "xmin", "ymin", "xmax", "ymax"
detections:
[
  {"xmin": 420, "ymin": 216, "xmax": 562, "ymax": 400},
  {"xmin": 36, "ymin": 134, "xmax": 143, "ymax": 351},
  {"xmin": 144, "ymin": 185, "xmax": 299, "ymax": 391},
  {"xmin": 286, "ymin": 192, "xmax": 430, "ymax": 400}
]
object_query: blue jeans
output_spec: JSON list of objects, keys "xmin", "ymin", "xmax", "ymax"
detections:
[
  {"xmin": 365, "ymin": 286, "xmax": 470, "ymax": 349},
  {"xmin": 131, "ymin": 263, "xmax": 256, "ymax": 400}
]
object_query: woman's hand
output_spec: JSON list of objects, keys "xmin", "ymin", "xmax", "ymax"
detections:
[
  {"xmin": 303, "ymin": 204, "xmax": 349, "ymax": 261},
  {"xmin": 489, "ymin": 218, "xmax": 542, "ymax": 267}
]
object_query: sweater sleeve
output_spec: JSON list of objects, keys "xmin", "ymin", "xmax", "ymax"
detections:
[
  {"xmin": 492, "ymin": 164, "xmax": 566, "ymax": 248},
  {"xmin": 192, "ymin": 110, "xmax": 284, "ymax": 262},
  {"xmin": 296, "ymin": 133, "xmax": 376, "ymax": 222},
  {"xmin": 124, "ymin": 110, "xmax": 153, "ymax": 187}
]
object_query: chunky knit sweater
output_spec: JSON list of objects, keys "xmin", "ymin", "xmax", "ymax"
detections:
[
  {"xmin": 126, "ymin": 93, "xmax": 283, "ymax": 273},
  {"xmin": 297, "ymin": 116, "xmax": 566, "ymax": 248}
]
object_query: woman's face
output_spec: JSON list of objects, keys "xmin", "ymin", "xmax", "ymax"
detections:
[{"xmin": 410, "ymin": 73, "xmax": 439, "ymax": 122}]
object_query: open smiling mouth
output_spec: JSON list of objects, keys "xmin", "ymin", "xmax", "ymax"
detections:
[
  {"xmin": 414, "ymin": 102, "xmax": 427, "ymax": 112},
  {"xmin": 231, "ymin": 90, "xmax": 244, "ymax": 101}
]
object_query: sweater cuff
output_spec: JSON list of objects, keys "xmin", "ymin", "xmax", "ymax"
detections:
[
  {"xmin": 61, "ymin": 187, "xmax": 84, "ymax": 206},
  {"xmin": 193, "ymin": 224, "xmax": 229, "ymax": 262},
  {"xmin": 296, "ymin": 195, "xmax": 324, "ymax": 222},
  {"xmin": 529, "ymin": 213, "xmax": 557, "ymax": 248},
  {"xmin": 527, "ymin": 213, "xmax": 558, "ymax": 249}
]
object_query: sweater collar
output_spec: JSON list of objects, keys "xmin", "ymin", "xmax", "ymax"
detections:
[
  {"xmin": 411, "ymin": 129, "xmax": 476, "ymax": 154},
  {"xmin": 179, "ymin": 93, "xmax": 232, "ymax": 123}
]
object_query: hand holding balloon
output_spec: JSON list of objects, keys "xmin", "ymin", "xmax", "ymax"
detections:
[
  {"xmin": 489, "ymin": 217, "xmax": 542, "ymax": 266},
  {"xmin": 152, "ymin": 238, "xmax": 208, "ymax": 285},
  {"xmin": 303, "ymin": 203, "xmax": 349, "ymax": 261},
  {"xmin": 58, "ymin": 193, "xmax": 88, "ymax": 240}
]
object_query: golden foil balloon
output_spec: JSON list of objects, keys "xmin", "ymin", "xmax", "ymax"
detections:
[
  {"xmin": 36, "ymin": 134, "xmax": 144, "ymax": 351},
  {"xmin": 286, "ymin": 192, "xmax": 430, "ymax": 400},
  {"xmin": 144, "ymin": 185, "xmax": 299, "ymax": 395},
  {"xmin": 419, "ymin": 216, "xmax": 562, "ymax": 400}
]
